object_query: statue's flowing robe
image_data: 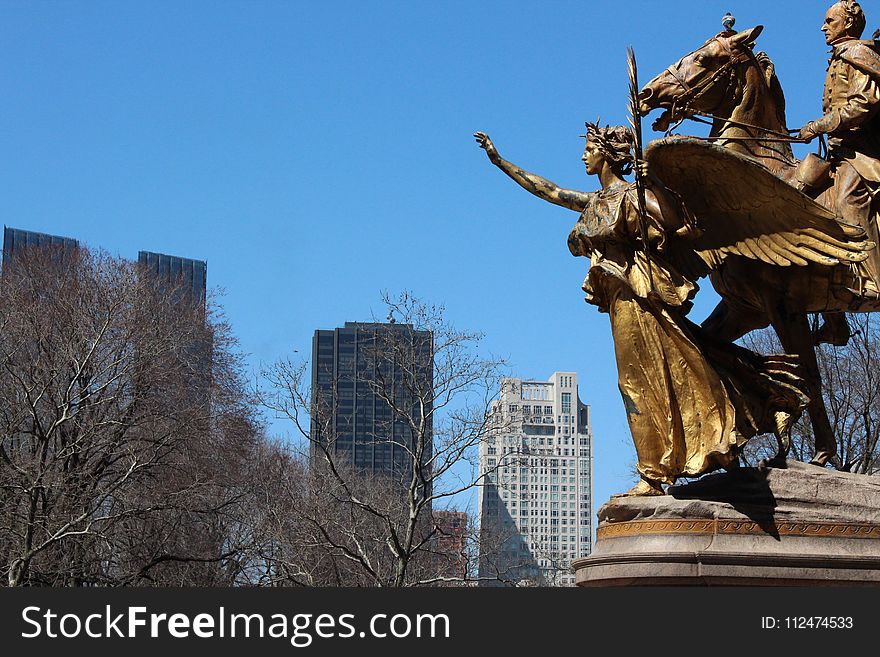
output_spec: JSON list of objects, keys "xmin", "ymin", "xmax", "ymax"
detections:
[{"xmin": 568, "ymin": 182, "xmax": 807, "ymax": 485}]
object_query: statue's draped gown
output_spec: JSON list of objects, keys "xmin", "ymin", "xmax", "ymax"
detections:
[{"xmin": 568, "ymin": 182, "xmax": 807, "ymax": 486}]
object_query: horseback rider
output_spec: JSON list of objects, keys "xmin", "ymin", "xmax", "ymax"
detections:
[{"xmin": 799, "ymin": 0, "xmax": 880, "ymax": 345}]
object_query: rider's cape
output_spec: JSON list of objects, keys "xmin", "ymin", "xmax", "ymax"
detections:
[{"xmin": 834, "ymin": 39, "xmax": 880, "ymax": 81}]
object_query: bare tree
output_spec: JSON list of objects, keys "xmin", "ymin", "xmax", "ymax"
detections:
[
  {"xmin": 740, "ymin": 314, "xmax": 880, "ymax": 474},
  {"xmin": 256, "ymin": 292, "xmax": 512, "ymax": 587},
  {"xmin": 0, "ymin": 246, "xmax": 260, "ymax": 586}
]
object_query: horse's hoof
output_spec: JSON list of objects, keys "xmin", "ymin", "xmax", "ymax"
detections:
[
  {"xmin": 813, "ymin": 314, "xmax": 851, "ymax": 347},
  {"xmin": 760, "ymin": 455, "xmax": 788, "ymax": 469},
  {"xmin": 808, "ymin": 451, "xmax": 837, "ymax": 468}
]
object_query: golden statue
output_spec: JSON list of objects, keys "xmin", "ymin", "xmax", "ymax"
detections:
[
  {"xmin": 474, "ymin": 120, "xmax": 872, "ymax": 495},
  {"xmin": 637, "ymin": 9, "xmax": 880, "ymax": 468},
  {"xmin": 474, "ymin": 6, "xmax": 880, "ymax": 494}
]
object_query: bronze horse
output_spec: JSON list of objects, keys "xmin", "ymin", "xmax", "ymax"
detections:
[{"xmin": 638, "ymin": 26, "xmax": 880, "ymax": 467}]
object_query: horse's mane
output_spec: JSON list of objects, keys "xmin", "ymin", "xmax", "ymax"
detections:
[{"xmin": 754, "ymin": 50, "xmax": 789, "ymax": 131}]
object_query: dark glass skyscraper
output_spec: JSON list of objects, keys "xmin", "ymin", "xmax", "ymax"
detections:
[
  {"xmin": 2, "ymin": 229, "xmax": 207, "ymax": 307},
  {"xmin": 2, "ymin": 226, "xmax": 79, "ymax": 275},
  {"xmin": 137, "ymin": 250, "xmax": 210, "ymax": 411},
  {"xmin": 311, "ymin": 322, "xmax": 433, "ymax": 481},
  {"xmin": 138, "ymin": 250, "xmax": 207, "ymax": 307}
]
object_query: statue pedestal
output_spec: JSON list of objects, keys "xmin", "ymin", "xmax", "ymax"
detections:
[{"xmin": 573, "ymin": 461, "xmax": 880, "ymax": 586}]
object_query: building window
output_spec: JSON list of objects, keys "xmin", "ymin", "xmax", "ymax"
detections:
[{"xmin": 562, "ymin": 393, "xmax": 571, "ymax": 414}]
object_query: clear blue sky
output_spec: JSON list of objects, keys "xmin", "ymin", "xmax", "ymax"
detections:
[{"xmin": 0, "ymin": 1, "xmax": 849, "ymax": 514}]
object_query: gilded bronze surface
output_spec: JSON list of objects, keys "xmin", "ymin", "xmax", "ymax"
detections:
[
  {"xmin": 638, "ymin": 2, "xmax": 880, "ymax": 469},
  {"xmin": 597, "ymin": 519, "xmax": 880, "ymax": 540},
  {"xmin": 475, "ymin": 4, "xmax": 880, "ymax": 495}
]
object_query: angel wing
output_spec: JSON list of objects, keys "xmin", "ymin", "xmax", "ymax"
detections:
[{"xmin": 645, "ymin": 137, "xmax": 872, "ymax": 277}]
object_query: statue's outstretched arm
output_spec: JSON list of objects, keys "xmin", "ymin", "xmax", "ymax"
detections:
[{"xmin": 474, "ymin": 132, "xmax": 591, "ymax": 212}]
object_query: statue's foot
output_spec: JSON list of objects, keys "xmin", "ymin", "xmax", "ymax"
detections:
[
  {"xmin": 772, "ymin": 410, "xmax": 792, "ymax": 461},
  {"xmin": 612, "ymin": 479, "xmax": 665, "ymax": 497},
  {"xmin": 813, "ymin": 313, "xmax": 851, "ymax": 347}
]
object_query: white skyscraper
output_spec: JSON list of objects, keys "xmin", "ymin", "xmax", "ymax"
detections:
[{"xmin": 478, "ymin": 372, "xmax": 593, "ymax": 586}]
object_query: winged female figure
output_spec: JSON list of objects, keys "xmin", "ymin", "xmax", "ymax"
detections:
[{"xmin": 474, "ymin": 124, "xmax": 870, "ymax": 495}]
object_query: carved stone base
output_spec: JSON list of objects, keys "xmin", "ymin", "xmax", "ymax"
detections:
[{"xmin": 573, "ymin": 461, "xmax": 880, "ymax": 586}]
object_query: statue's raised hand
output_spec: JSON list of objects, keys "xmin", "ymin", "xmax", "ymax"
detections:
[
  {"xmin": 472, "ymin": 131, "xmax": 590, "ymax": 212},
  {"xmin": 474, "ymin": 132, "xmax": 500, "ymax": 162}
]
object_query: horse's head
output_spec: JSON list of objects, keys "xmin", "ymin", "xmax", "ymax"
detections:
[{"xmin": 639, "ymin": 26, "xmax": 765, "ymax": 132}]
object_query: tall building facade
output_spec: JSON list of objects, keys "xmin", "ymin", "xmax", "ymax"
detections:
[
  {"xmin": 478, "ymin": 372, "xmax": 593, "ymax": 586},
  {"xmin": 138, "ymin": 250, "xmax": 207, "ymax": 307},
  {"xmin": 4, "ymin": 230, "xmax": 210, "ymax": 386},
  {"xmin": 3, "ymin": 229, "xmax": 207, "ymax": 303},
  {"xmin": 137, "ymin": 250, "xmax": 210, "ymax": 408},
  {"xmin": 310, "ymin": 322, "xmax": 433, "ymax": 481},
  {"xmin": 432, "ymin": 510, "xmax": 469, "ymax": 581},
  {"xmin": 2, "ymin": 226, "xmax": 79, "ymax": 274}
]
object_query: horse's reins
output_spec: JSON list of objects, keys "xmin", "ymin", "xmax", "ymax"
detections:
[{"xmin": 685, "ymin": 113, "xmax": 806, "ymax": 143}]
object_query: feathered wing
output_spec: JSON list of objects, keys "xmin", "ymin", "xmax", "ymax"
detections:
[{"xmin": 645, "ymin": 137, "xmax": 872, "ymax": 278}]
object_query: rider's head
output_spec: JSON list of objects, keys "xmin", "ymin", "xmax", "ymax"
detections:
[
  {"xmin": 582, "ymin": 123, "xmax": 634, "ymax": 177},
  {"xmin": 824, "ymin": 1, "xmax": 866, "ymax": 45}
]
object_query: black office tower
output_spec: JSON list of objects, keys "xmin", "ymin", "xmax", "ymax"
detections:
[
  {"xmin": 138, "ymin": 250, "xmax": 207, "ymax": 308},
  {"xmin": 311, "ymin": 322, "xmax": 433, "ymax": 483},
  {"xmin": 2, "ymin": 226, "xmax": 79, "ymax": 275}
]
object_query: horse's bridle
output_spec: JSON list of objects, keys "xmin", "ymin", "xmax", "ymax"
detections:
[
  {"xmin": 658, "ymin": 35, "xmax": 800, "ymax": 145},
  {"xmin": 663, "ymin": 35, "xmax": 756, "ymax": 128}
]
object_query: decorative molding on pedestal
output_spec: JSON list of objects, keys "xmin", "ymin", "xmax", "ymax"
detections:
[
  {"xmin": 597, "ymin": 519, "xmax": 880, "ymax": 540},
  {"xmin": 575, "ymin": 461, "xmax": 880, "ymax": 586}
]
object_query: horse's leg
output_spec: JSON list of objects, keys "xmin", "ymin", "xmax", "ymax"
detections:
[
  {"xmin": 704, "ymin": 299, "xmax": 799, "ymax": 462},
  {"xmin": 703, "ymin": 265, "xmax": 772, "ymax": 341},
  {"xmin": 699, "ymin": 299, "xmax": 772, "ymax": 468},
  {"xmin": 815, "ymin": 312, "xmax": 851, "ymax": 346},
  {"xmin": 701, "ymin": 298, "xmax": 769, "ymax": 342},
  {"xmin": 769, "ymin": 312, "xmax": 837, "ymax": 467}
]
